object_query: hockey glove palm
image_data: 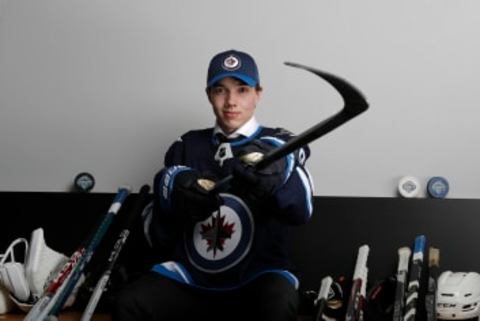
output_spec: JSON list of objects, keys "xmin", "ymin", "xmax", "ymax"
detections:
[
  {"xmin": 231, "ymin": 140, "xmax": 289, "ymax": 201},
  {"xmin": 172, "ymin": 170, "xmax": 219, "ymax": 222}
]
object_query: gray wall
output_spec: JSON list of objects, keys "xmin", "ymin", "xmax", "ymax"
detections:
[{"xmin": 0, "ymin": 0, "xmax": 479, "ymax": 198}]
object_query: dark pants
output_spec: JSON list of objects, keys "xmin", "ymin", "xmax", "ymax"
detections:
[{"xmin": 112, "ymin": 271, "xmax": 299, "ymax": 321}]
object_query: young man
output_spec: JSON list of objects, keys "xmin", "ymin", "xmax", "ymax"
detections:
[{"xmin": 113, "ymin": 49, "xmax": 314, "ymax": 321}]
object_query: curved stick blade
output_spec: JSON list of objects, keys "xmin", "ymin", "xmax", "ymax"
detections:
[
  {"xmin": 284, "ymin": 61, "xmax": 369, "ymax": 115},
  {"xmin": 211, "ymin": 62, "xmax": 370, "ymax": 192}
]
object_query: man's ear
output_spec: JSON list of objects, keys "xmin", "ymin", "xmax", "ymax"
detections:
[{"xmin": 205, "ymin": 88, "xmax": 212, "ymax": 103}]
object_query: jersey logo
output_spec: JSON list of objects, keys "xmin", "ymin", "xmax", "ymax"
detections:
[
  {"xmin": 200, "ymin": 213, "xmax": 235, "ymax": 257},
  {"xmin": 185, "ymin": 193, "xmax": 254, "ymax": 273}
]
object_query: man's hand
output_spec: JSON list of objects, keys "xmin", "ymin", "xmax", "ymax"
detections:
[
  {"xmin": 231, "ymin": 140, "xmax": 288, "ymax": 201},
  {"xmin": 172, "ymin": 170, "xmax": 220, "ymax": 222}
]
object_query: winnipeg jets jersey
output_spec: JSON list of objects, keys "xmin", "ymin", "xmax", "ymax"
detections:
[{"xmin": 148, "ymin": 123, "xmax": 314, "ymax": 290}]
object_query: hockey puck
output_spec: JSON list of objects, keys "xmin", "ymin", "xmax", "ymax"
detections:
[
  {"xmin": 398, "ymin": 176, "xmax": 421, "ymax": 198},
  {"xmin": 74, "ymin": 172, "xmax": 95, "ymax": 192},
  {"xmin": 427, "ymin": 176, "xmax": 449, "ymax": 199}
]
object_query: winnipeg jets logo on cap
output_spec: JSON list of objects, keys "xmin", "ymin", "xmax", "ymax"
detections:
[{"xmin": 223, "ymin": 55, "xmax": 241, "ymax": 71}]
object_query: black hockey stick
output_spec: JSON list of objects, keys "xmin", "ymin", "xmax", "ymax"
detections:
[
  {"xmin": 31, "ymin": 187, "xmax": 131, "ymax": 321},
  {"xmin": 23, "ymin": 186, "xmax": 131, "ymax": 321},
  {"xmin": 425, "ymin": 247, "xmax": 440, "ymax": 321},
  {"xmin": 314, "ymin": 276, "xmax": 333, "ymax": 321},
  {"xmin": 403, "ymin": 235, "xmax": 426, "ymax": 321},
  {"xmin": 345, "ymin": 244, "xmax": 369, "ymax": 321},
  {"xmin": 79, "ymin": 184, "xmax": 151, "ymax": 321},
  {"xmin": 211, "ymin": 62, "xmax": 369, "ymax": 192},
  {"xmin": 392, "ymin": 247, "xmax": 411, "ymax": 321}
]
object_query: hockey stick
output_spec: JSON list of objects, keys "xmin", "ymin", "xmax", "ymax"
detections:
[
  {"xmin": 345, "ymin": 244, "xmax": 369, "ymax": 321},
  {"xmin": 79, "ymin": 184, "xmax": 151, "ymax": 321},
  {"xmin": 403, "ymin": 235, "xmax": 426, "ymax": 321},
  {"xmin": 314, "ymin": 276, "xmax": 333, "ymax": 321},
  {"xmin": 211, "ymin": 62, "xmax": 369, "ymax": 192},
  {"xmin": 393, "ymin": 247, "xmax": 412, "ymax": 321},
  {"xmin": 23, "ymin": 186, "xmax": 131, "ymax": 321},
  {"xmin": 425, "ymin": 247, "xmax": 440, "ymax": 321}
]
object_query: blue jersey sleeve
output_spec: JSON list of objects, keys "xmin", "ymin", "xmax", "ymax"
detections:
[
  {"xmin": 148, "ymin": 136, "xmax": 188, "ymax": 251},
  {"xmin": 264, "ymin": 130, "xmax": 314, "ymax": 225},
  {"xmin": 273, "ymin": 154, "xmax": 314, "ymax": 225}
]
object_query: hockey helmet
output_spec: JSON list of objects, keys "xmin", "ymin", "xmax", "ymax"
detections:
[{"xmin": 436, "ymin": 271, "xmax": 480, "ymax": 320}]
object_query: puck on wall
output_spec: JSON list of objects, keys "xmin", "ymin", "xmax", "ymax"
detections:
[
  {"xmin": 427, "ymin": 176, "xmax": 449, "ymax": 199},
  {"xmin": 74, "ymin": 172, "xmax": 95, "ymax": 192},
  {"xmin": 398, "ymin": 176, "xmax": 421, "ymax": 198}
]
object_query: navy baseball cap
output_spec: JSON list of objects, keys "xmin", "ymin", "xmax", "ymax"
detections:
[{"xmin": 207, "ymin": 50, "xmax": 260, "ymax": 88}]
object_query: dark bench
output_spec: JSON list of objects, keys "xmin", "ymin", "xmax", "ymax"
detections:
[{"xmin": 1, "ymin": 192, "xmax": 479, "ymax": 320}]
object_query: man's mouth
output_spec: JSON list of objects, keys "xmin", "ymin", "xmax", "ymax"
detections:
[{"xmin": 223, "ymin": 111, "xmax": 240, "ymax": 119}]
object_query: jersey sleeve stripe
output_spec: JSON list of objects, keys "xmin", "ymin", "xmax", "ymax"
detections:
[
  {"xmin": 158, "ymin": 165, "xmax": 190, "ymax": 211},
  {"xmin": 296, "ymin": 166, "xmax": 314, "ymax": 217}
]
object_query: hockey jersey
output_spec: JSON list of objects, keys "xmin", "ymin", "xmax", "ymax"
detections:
[{"xmin": 148, "ymin": 122, "xmax": 314, "ymax": 290}]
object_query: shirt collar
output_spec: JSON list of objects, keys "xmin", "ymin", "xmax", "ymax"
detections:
[{"xmin": 213, "ymin": 116, "xmax": 260, "ymax": 140}]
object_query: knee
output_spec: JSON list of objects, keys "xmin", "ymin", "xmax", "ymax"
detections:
[
  {"xmin": 253, "ymin": 287, "xmax": 299, "ymax": 321},
  {"xmin": 111, "ymin": 288, "xmax": 140, "ymax": 321}
]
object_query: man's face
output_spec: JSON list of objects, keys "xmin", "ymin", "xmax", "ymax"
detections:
[{"xmin": 207, "ymin": 77, "xmax": 262, "ymax": 134}]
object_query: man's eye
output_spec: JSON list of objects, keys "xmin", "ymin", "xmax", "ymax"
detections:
[
  {"xmin": 238, "ymin": 87, "xmax": 250, "ymax": 93},
  {"xmin": 212, "ymin": 87, "xmax": 225, "ymax": 95}
]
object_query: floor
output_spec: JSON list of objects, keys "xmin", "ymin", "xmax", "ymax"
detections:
[
  {"xmin": 0, "ymin": 312, "xmax": 111, "ymax": 321},
  {"xmin": 0, "ymin": 312, "xmax": 313, "ymax": 321}
]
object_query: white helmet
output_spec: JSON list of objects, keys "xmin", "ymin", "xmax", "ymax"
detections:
[{"xmin": 436, "ymin": 271, "xmax": 480, "ymax": 320}]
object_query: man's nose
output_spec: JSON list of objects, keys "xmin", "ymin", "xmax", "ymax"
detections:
[{"xmin": 226, "ymin": 91, "xmax": 236, "ymax": 106}]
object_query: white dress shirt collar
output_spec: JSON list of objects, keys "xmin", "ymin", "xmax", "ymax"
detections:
[{"xmin": 213, "ymin": 117, "xmax": 260, "ymax": 139}]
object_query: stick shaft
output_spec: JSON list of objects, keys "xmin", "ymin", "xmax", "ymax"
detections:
[
  {"xmin": 80, "ymin": 185, "xmax": 150, "ymax": 321},
  {"xmin": 25, "ymin": 187, "xmax": 130, "ymax": 321}
]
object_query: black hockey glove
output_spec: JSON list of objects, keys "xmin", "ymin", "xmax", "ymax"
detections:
[
  {"xmin": 231, "ymin": 140, "xmax": 288, "ymax": 201},
  {"xmin": 172, "ymin": 170, "xmax": 220, "ymax": 222}
]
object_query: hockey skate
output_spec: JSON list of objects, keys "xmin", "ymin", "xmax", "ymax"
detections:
[
  {"xmin": 25, "ymin": 227, "xmax": 85, "ymax": 310},
  {"xmin": 25, "ymin": 227, "xmax": 69, "ymax": 301}
]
